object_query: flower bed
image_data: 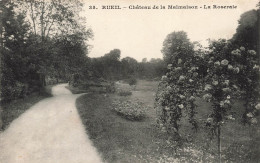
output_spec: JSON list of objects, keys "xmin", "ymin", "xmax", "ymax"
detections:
[{"xmin": 112, "ymin": 99, "xmax": 146, "ymax": 121}]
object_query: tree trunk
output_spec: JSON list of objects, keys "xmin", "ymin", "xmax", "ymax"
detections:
[
  {"xmin": 257, "ymin": 9, "xmax": 260, "ymax": 63},
  {"xmin": 39, "ymin": 73, "xmax": 46, "ymax": 87},
  {"xmin": 217, "ymin": 125, "xmax": 221, "ymax": 163}
]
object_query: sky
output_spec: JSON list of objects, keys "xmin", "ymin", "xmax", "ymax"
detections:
[{"xmin": 81, "ymin": 0, "xmax": 259, "ymax": 61}]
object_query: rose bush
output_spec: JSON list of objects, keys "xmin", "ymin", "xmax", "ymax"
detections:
[{"xmin": 155, "ymin": 43, "xmax": 207, "ymax": 136}]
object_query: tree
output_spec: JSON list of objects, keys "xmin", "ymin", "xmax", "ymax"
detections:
[
  {"xmin": 0, "ymin": 1, "xmax": 33, "ymax": 101},
  {"xmin": 161, "ymin": 31, "xmax": 194, "ymax": 64},
  {"xmin": 19, "ymin": 0, "xmax": 88, "ymax": 40},
  {"xmin": 17, "ymin": 0, "xmax": 93, "ymax": 86},
  {"xmin": 232, "ymin": 10, "xmax": 258, "ymax": 50},
  {"xmin": 142, "ymin": 58, "xmax": 147, "ymax": 63},
  {"xmin": 91, "ymin": 49, "xmax": 122, "ymax": 80},
  {"xmin": 121, "ymin": 57, "xmax": 138, "ymax": 77}
]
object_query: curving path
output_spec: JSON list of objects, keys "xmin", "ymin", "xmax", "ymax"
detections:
[{"xmin": 0, "ymin": 83, "xmax": 102, "ymax": 163}]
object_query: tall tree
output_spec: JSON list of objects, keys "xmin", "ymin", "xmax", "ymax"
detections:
[
  {"xmin": 20, "ymin": 0, "xmax": 88, "ymax": 40},
  {"xmin": 232, "ymin": 10, "xmax": 258, "ymax": 50},
  {"xmin": 161, "ymin": 31, "xmax": 194, "ymax": 64},
  {"xmin": 0, "ymin": 1, "xmax": 32, "ymax": 101},
  {"xmin": 18, "ymin": 0, "xmax": 93, "ymax": 86}
]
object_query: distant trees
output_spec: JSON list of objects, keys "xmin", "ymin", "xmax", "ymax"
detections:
[
  {"xmin": 138, "ymin": 58, "xmax": 166, "ymax": 79},
  {"xmin": 90, "ymin": 51, "xmax": 166, "ymax": 81},
  {"xmin": 90, "ymin": 49, "xmax": 122, "ymax": 80},
  {"xmin": 121, "ymin": 57, "xmax": 138, "ymax": 77}
]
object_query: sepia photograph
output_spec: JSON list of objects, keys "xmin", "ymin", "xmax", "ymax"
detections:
[{"xmin": 0, "ymin": 0, "xmax": 259, "ymax": 162}]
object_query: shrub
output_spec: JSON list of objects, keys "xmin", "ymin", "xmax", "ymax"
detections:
[
  {"xmin": 118, "ymin": 90, "xmax": 132, "ymax": 96},
  {"xmin": 105, "ymin": 82, "xmax": 116, "ymax": 93},
  {"xmin": 1, "ymin": 82, "xmax": 29, "ymax": 102},
  {"xmin": 128, "ymin": 77, "xmax": 137, "ymax": 86},
  {"xmin": 112, "ymin": 99, "xmax": 146, "ymax": 121}
]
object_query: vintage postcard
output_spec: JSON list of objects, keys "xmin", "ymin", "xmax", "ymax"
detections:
[{"xmin": 0, "ymin": 0, "xmax": 259, "ymax": 162}]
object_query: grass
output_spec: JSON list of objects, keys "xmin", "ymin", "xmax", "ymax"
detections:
[
  {"xmin": 76, "ymin": 80, "xmax": 260, "ymax": 162},
  {"xmin": 118, "ymin": 90, "xmax": 132, "ymax": 96},
  {"xmin": 1, "ymin": 87, "xmax": 52, "ymax": 131},
  {"xmin": 76, "ymin": 80, "xmax": 175, "ymax": 163}
]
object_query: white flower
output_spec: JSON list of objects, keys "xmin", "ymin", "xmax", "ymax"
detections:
[
  {"xmin": 178, "ymin": 104, "xmax": 184, "ymax": 109},
  {"xmin": 204, "ymin": 84, "xmax": 212, "ymax": 91},
  {"xmin": 248, "ymin": 50, "xmax": 256, "ymax": 55},
  {"xmin": 246, "ymin": 112, "xmax": 253, "ymax": 118},
  {"xmin": 224, "ymin": 100, "xmax": 230, "ymax": 104},
  {"xmin": 189, "ymin": 96, "xmax": 195, "ymax": 101},
  {"xmin": 212, "ymin": 80, "xmax": 218, "ymax": 86},
  {"xmin": 240, "ymin": 47, "xmax": 245, "ymax": 51},
  {"xmin": 178, "ymin": 59, "xmax": 182, "ymax": 64},
  {"xmin": 189, "ymin": 79, "xmax": 194, "ymax": 83},
  {"xmin": 226, "ymin": 115, "xmax": 235, "ymax": 120},
  {"xmin": 222, "ymin": 88, "xmax": 231, "ymax": 93},
  {"xmin": 221, "ymin": 59, "xmax": 229, "ymax": 66},
  {"xmin": 255, "ymin": 103, "xmax": 260, "ymax": 110},
  {"xmin": 167, "ymin": 64, "xmax": 173, "ymax": 69},
  {"xmin": 179, "ymin": 95, "xmax": 185, "ymax": 99},
  {"xmin": 233, "ymin": 85, "xmax": 238, "ymax": 89},
  {"xmin": 175, "ymin": 67, "xmax": 182, "ymax": 71},
  {"xmin": 161, "ymin": 127, "xmax": 167, "ymax": 132},
  {"xmin": 224, "ymin": 80, "xmax": 230, "ymax": 86},
  {"xmin": 234, "ymin": 67, "xmax": 240, "ymax": 73},
  {"xmin": 193, "ymin": 72, "xmax": 198, "ymax": 77},
  {"xmin": 8, "ymin": 35, "xmax": 14, "ymax": 40},
  {"xmin": 179, "ymin": 75, "xmax": 185, "ymax": 81},
  {"xmin": 214, "ymin": 61, "xmax": 220, "ymax": 67},
  {"xmin": 231, "ymin": 49, "xmax": 241, "ymax": 56},
  {"xmin": 203, "ymin": 93, "xmax": 212, "ymax": 101},
  {"xmin": 227, "ymin": 95, "xmax": 231, "ymax": 99},
  {"xmin": 161, "ymin": 75, "xmax": 167, "ymax": 81},
  {"xmin": 190, "ymin": 67, "xmax": 197, "ymax": 71},
  {"xmin": 166, "ymin": 86, "xmax": 172, "ymax": 90},
  {"xmin": 220, "ymin": 101, "xmax": 225, "ymax": 107},
  {"xmin": 228, "ymin": 64, "xmax": 233, "ymax": 70},
  {"xmin": 251, "ymin": 118, "xmax": 258, "ymax": 124},
  {"xmin": 165, "ymin": 106, "xmax": 170, "ymax": 111},
  {"xmin": 253, "ymin": 65, "xmax": 259, "ymax": 70}
]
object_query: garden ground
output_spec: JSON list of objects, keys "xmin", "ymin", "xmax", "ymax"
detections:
[{"xmin": 76, "ymin": 79, "xmax": 260, "ymax": 163}]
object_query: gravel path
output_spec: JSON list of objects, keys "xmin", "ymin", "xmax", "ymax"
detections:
[{"xmin": 0, "ymin": 83, "xmax": 102, "ymax": 163}]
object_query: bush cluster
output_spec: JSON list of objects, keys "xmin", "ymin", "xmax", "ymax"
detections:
[
  {"xmin": 127, "ymin": 77, "xmax": 137, "ymax": 86},
  {"xmin": 112, "ymin": 99, "xmax": 146, "ymax": 121}
]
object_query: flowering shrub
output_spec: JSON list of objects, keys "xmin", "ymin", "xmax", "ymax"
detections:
[
  {"xmin": 156, "ymin": 38, "xmax": 259, "ymax": 162},
  {"xmin": 112, "ymin": 99, "xmax": 146, "ymax": 121},
  {"xmin": 202, "ymin": 39, "xmax": 260, "ymax": 161},
  {"xmin": 155, "ymin": 45, "xmax": 206, "ymax": 135},
  {"xmin": 203, "ymin": 40, "xmax": 240, "ymax": 139},
  {"xmin": 230, "ymin": 47, "xmax": 260, "ymax": 124}
]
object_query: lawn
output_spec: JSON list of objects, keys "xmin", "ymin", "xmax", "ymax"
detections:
[{"xmin": 76, "ymin": 80, "xmax": 260, "ymax": 163}]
